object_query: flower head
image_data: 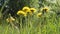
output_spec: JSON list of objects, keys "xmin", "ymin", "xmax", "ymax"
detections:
[
  {"xmin": 17, "ymin": 10, "xmax": 26, "ymax": 16},
  {"xmin": 37, "ymin": 13, "xmax": 42, "ymax": 17},
  {"xmin": 22, "ymin": 6, "xmax": 30, "ymax": 12},
  {"xmin": 24, "ymin": 10, "xmax": 32, "ymax": 16},
  {"xmin": 30, "ymin": 8, "xmax": 36, "ymax": 13},
  {"xmin": 6, "ymin": 17, "xmax": 15, "ymax": 22},
  {"xmin": 41, "ymin": 6, "xmax": 49, "ymax": 12}
]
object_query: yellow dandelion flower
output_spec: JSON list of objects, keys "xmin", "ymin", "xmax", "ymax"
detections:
[
  {"xmin": 37, "ymin": 13, "xmax": 42, "ymax": 17},
  {"xmin": 25, "ymin": 11, "xmax": 32, "ymax": 16},
  {"xmin": 30, "ymin": 8, "xmax": 36, "ymax": 13},
  {"xmin": 41, "ymin": 6, "xmax": 49, "ymax": 12},
  {"xmin": 17, "ymin": 10, "xmax": 26, "ymax": 16},
  {"xmin": 26, "ymin": 10, "xmax": 31, "ymax": 13},
  {"xmin": 22, "ymin": 6, "xmax": 30, "ymax": 12},
  {"xmin": 6, "ymin": 17, "xmax": 15, "ymax": 22}
]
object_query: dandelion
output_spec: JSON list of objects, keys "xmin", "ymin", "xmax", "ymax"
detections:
[
  {"xmin": 17, "ymin": 10, "xmax": 26, "ymax": 16},
  {"xmin": 26, "ymin": 10, "xmax": 31, "ymax": 13},
  {"xmin": 6, "ymin": 17, "xmax": 15, "ymax": 23},
  {"xmin": 27, "ymin": 11, "xmax": 32, "ymax": 15},
  {"xmin": 30, "ymin": 8, "xmax": 36, "ymax": 13},
  {"xmin": 22, "ymin": 6, "xmax": 30, "ymax": 12},
  {"xmin": 41, "ymin": 6, "xmax": 49, "ymax": 12},
  {"xmin": 37, "ymin": 13, "xmax": 42, "ymax": 17}
]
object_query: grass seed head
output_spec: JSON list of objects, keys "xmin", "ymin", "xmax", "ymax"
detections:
[{"xmin": 6, "ymin": 17, "xmax": 15, "ymax": 23}]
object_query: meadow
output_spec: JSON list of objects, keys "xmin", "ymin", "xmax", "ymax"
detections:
[{"xmin": 0, "ymin": 0, "xmax": 60, "ymax": 34}]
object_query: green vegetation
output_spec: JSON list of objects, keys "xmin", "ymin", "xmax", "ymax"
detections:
[{"xmin": 0, "ymin": 0, "xmax": 60, "ymax": 34}]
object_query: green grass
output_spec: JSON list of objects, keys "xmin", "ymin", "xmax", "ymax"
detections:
[
  {"xmin": 0, "ymin": 0, "xmax": 60, "ymax": 34},
  {"xmin": 0, "ymin": 12, "xmax": 60, "ymax": 34}
]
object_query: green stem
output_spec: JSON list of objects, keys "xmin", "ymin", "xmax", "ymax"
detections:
[
  {"xmin": 0, "ymin": 0, "xmax": 10, "ymax": 17},
  {"xmin": 19, "ymin": 16, "xmax": 23, "ymax": 34},
  {"xmin": 0, "ymin": 0, "xmax": 10, "ymax": 12},
  {"xmin": 5, "ymin": 25, "xmax": 9, "ymax": 34}
]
